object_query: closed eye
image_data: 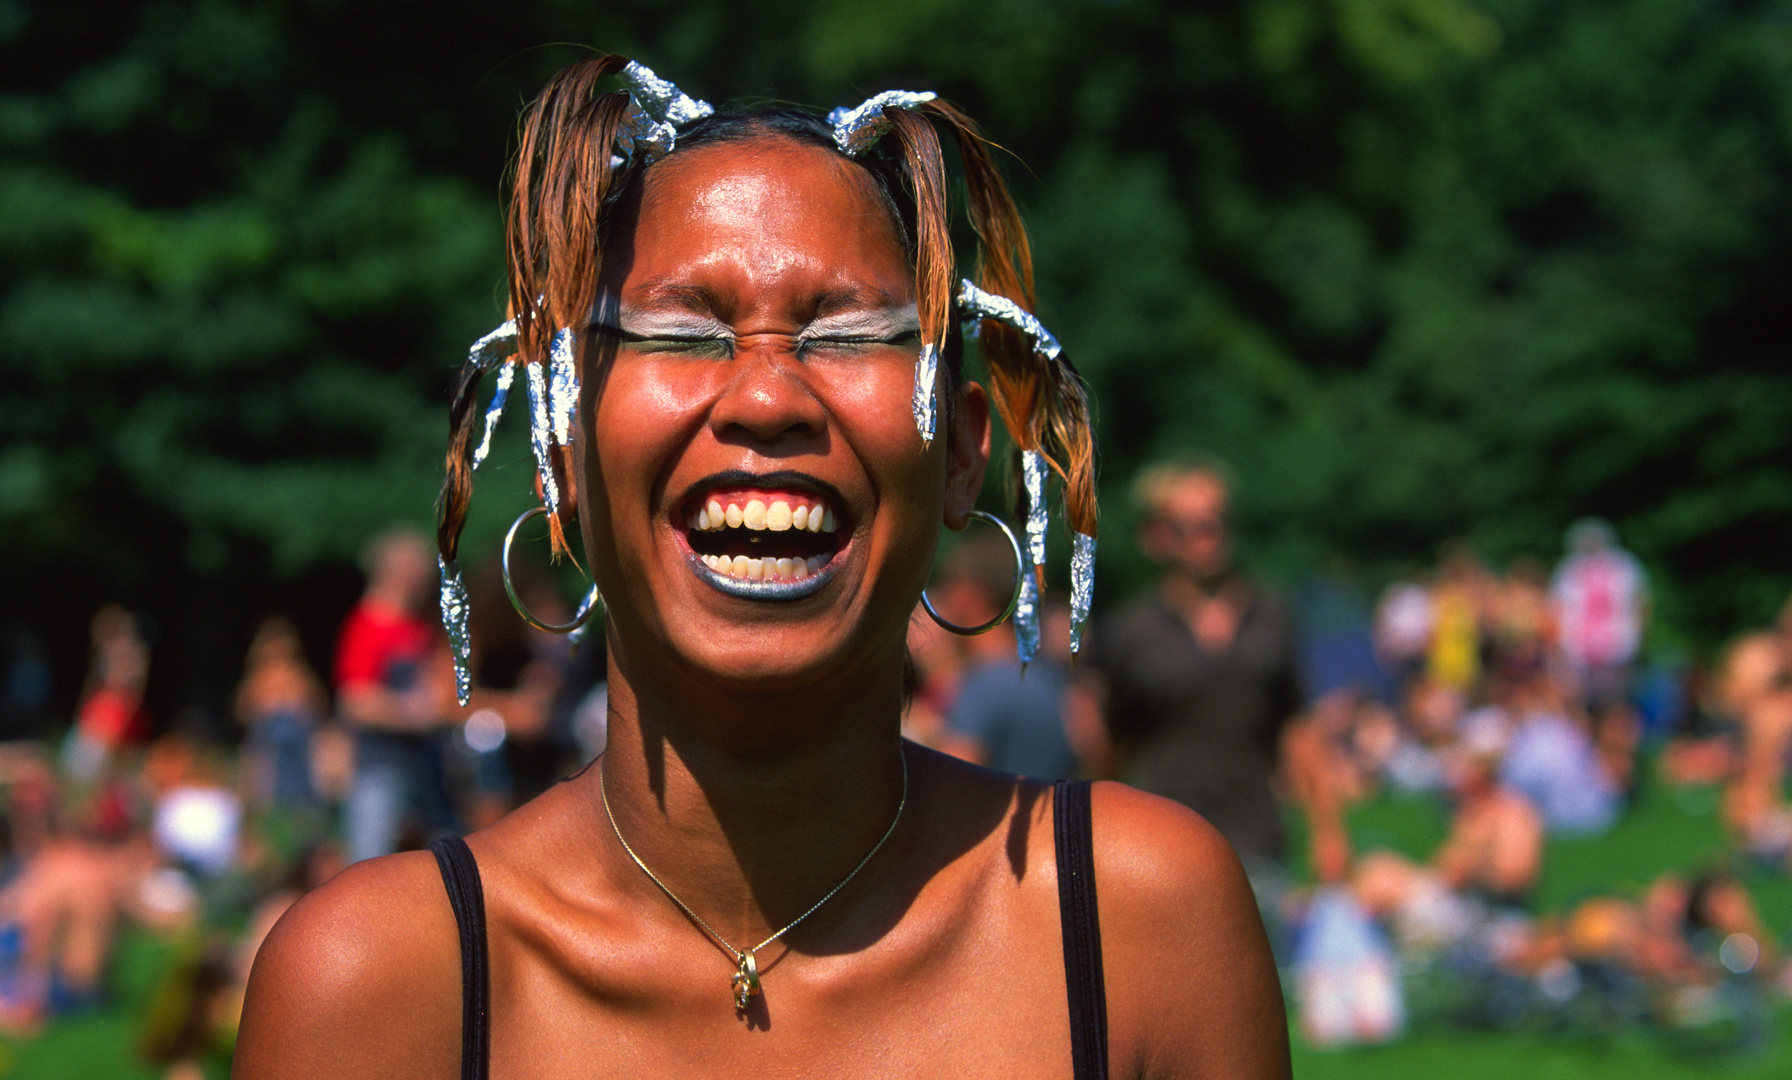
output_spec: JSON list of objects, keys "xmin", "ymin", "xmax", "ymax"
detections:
[
  {"xmin": 796, "ymin": 329, "xmax": 922, "ymax": 358},
  {"xmin": 593, "ymin": 324, "xmax": 734, "ymax": 360}
]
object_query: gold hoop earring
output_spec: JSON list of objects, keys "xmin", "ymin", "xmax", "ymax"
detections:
[
  {"xmin": 920, "ymin": 510, "xmax": 1024, "ymax": 636},
  {"xmin": 502, "ymin": 507, "xmax": 599, "ymax": 634}
]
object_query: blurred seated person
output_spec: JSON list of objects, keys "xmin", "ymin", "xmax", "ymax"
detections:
[
  {"xmin": 1500, "ymin": 673, "xmax": 1621, "ymax": 836},
  {"xmin": 0, "ymin": 787, "xmax": 173, "ymax": 1032},
  {"xmin": 1350, "ymin": 741, "xmax": 1544, "ymax": 950}
]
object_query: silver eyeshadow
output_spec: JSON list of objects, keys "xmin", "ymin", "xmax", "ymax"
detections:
[{"xmin": 589, "ymin": 304, "xmax": 920, "ymax": 350}]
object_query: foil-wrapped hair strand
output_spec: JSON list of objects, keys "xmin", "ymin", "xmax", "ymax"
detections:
[
  {"xmin": 1015, "ymin": 572, "xmax": 1041, "ymax": 667},
  {"xmin": 828, "ymin": 91, "xmax": 938, "ymax": 156},
  {"xmin": 469, "ymin": 318, "xmax": 516, "ymax": 370},
  {"xmin": 472, "ymin": 360, "xmax": 515, "ymax": 470},
  {"xmin": 525, "ymin": 351, "xmax": 560, "ymax": 518},
  {"xmin": 548, "ymin": 328, "xmax": 578, "ymax": 445},
  {"xmin": 1015, "ymin": 450, "xmax": 1050, "ymax": 668},
  {"xmin": 911, "ymin": 344, "xmax": 939, "ymax": 445},
  {"xmin": 1070, "ymin": 532, "xmax": 1096, "ymax": 657},
  {"xmin": 439, "ymin": 555, "xmax": 473, "ymax": 706},
  {"xmin": 957, "ymin": 280, "xmax": 1062, "ymax": 360},
  {"xmin": 1022, "ymin": 450, "xmax": 1050, "ymax": 579},
  {"xmin": 615, "ymin": 60, "xmax": 714, "ymax": 165}
]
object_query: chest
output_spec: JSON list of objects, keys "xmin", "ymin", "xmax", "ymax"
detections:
[{"xmin": 480, "ymin": 887, "xmax": 1094, "ymax": 1080}]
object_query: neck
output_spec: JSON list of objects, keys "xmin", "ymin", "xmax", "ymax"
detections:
[
  {"xmin": 588, "ymin": 630, "xmax": 911, "ymax": 949},
  {"xmin": 1161, "ymin": 567, "xmax": 1235, "ymax": 607}
]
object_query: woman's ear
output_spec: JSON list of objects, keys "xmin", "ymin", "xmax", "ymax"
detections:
[{"xmin": 942, "ymin": 381, "xmax": 990, "ymax": 530}]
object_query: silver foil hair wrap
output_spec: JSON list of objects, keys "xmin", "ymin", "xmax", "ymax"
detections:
[
  {"xmin": 525, "ymin": 356, "xmax": 560, "ymax": 518},
  {"xmin": 615, "ymin": 60, "xmax": 715, "ymax": 165},
  {"xmin": 1070, "ymin": 532, "xmax": 1096, "ymax": 657},
  {"xmin": 468, "ymin": 318, "xmax": 517, "ymax": 371},
  {"xmin": 911, "ymin": 343, "xmax": 939, "ymax": 445},
  {"xmin": 439, "ymin": 556, "xmax": 473, "ymax": 706},
  {"xmin": 548, "ymin": 328, "xmax": 579, "ymax": 445},
  {"xmin": 472, "ymin": 359, "xmax": 515, "ymax": 471},
  {"xmin": 616, "ymin": 106, "xmax": 676, "ymax": 165},
  {"xmin": 1022, "ymin": 450, "xmax": 1050, "ymax": 572},
  {"xmin": 956, "ymin": 280, "xmax": 1062, "ymax": 361},
  {"xmin": 827, "ymin": 91, "xmax": 938, "ymax": 156},
  {"xmin": 1015, "ymin": 570, "xmax": 1041, "ymax": 667},
  {"xmin": 622, "ymin": 60, "xmax": 715, "ymax": 126}
]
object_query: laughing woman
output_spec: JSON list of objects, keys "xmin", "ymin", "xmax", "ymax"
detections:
[{"xmin": 234, "ymin": 58, "xmax": 1288, "ymax": 1079}]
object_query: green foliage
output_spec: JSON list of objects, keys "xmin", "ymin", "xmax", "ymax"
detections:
[{"xmin": 3, "ymin": 0, "xmax": 1788, "ymax": 714}]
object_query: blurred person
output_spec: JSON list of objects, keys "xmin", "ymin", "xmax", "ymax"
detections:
[
  {"xmin": 457, "ymin": 556, "xmax": 575, "ymax": 822},
  {"xmin": 1281, "ymin": 690, "xmax": 1390, "ymax": 884},
  {"xmin": 1084, "ymin": 457, "xmax": 1302, "ymax": 909},
  {"xmin": 143, "ymin": 736, "xmax": 243, "ymax": 879},
  {"xmin": 1425, "ymin": 544, "xmax": 1487, "ymax": 694},
  {"xmin": 1488, "ymin": 556, "xmax": 1552, "ymax": 683},
  {"xmin": 1500, "ymin": 673, "xmax": 1621, "ymax": 836},
  {"xmin": 1550, "ymin": 518, "xmax": 1649, "ymax": 711},
  {"xmin": 1380, "ymin": 676, "xmax": 1464, "ymax": 795},
  {"xmin": 932, "ymin": 532, "xmax": 1080, "ymax": 780},
  {"xmin": 1373, "ymin": 574, "xmax": 1432, "ymax": 689},
  {"xmin": 333, "ymin": 527, "xmax": 459, "ymax": 863},
  {"xmin": 0, "ymin": 784, "xmax": 167, "ymax": 1032},
  {"xmin": 235, "ymin": 617, "xmax": 327, "ymax": 812},
  {"xmin": 62, "ymin": 604, "xmax": 151, "ymax": 782}
]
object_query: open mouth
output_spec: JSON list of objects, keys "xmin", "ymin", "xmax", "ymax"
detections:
[{"xmin": 676, "ymin": 483, "xmax": 847, "ymax": 598}]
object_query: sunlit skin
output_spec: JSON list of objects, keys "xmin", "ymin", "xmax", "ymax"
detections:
[{"xmin": 233, "ymin": 135, "xmax": 1289, "ymax": 1080}]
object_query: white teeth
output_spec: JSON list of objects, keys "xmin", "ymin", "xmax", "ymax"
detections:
[
  {"xmin": 707, "ymin": 499, "xmax": 725, "ymax": 529},
  {"xmin": 792, "ymin": 558, "xmax": 809, "ymax": 580},
  {"xmin": 820, "ymin": 508, "xmax": 837, "ymax": 532},
  {"xmin": 725, "ymin": 503, "xmax": 744, "ymax": 528},
  {"xmin": 807, "ymin": 508, "xmax": 823, "ymax": 533},
  {"xmin": 807, "ymin": 555, "xmax": 824, "ymax": 575},
  {"xmin": 792, "ymin": 505, "xmax": 809, "ymax": 530},
  {"xmin": 731, "ymin": 554, "xmax": 751, "ymax": 577},
  {"xmin": 767, "ymin": 501, "xmax": 792, "ymax": 531},
  {"xmin": 696, "ymin": 508, "xmax": 711, "ymax": 530},
  {"xmin": 746, "ymin": 557, "xmax": 764, "ymax": 580},
  {"xmin": 744, "ymin": 499, "xmax": 767, "ymax": 530},
  {"xmin": 775, "ymin": 557, "xmax": 794, "ymax": 579}
]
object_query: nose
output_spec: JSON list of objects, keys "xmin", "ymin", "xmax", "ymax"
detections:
[{"xmin": 708, "ymin": 343, "xmax": 826, "ymax": 449}]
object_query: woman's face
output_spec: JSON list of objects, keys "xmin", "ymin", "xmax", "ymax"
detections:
[{"xmin": 576, "ymin": 136, "xmax": 988, "ymax": 695}]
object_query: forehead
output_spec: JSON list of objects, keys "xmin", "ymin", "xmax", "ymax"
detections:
[
  {"xmin": 616, "ymin": 137, "xmax": 912, "ymax": 308},
  {"xmin": 1160, "ymin": 474, "xmax": 1228, "ymax": 516}
]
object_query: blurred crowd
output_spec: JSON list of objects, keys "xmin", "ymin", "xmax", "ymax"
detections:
[
  {"xmin": 1281, "ymin": 521, "xmax": 1792, "ymax": 1051},
  {"xmin": 0, "ymin": 470, "xmax": 1787, "ymax": 1071}
]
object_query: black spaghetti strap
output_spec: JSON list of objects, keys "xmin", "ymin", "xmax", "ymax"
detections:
[
  {"xmin": 431, "ymin": 836, "xmax": 490, "ymax": 1080},
  {"xmin": 1054, "ymin": 779, "xmax": 1110, "ymax": 1080}
]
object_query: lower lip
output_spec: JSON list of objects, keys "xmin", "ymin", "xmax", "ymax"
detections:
[{"xmin": 683, "ymin": 549, "xmax": 840, "ymax": 601}]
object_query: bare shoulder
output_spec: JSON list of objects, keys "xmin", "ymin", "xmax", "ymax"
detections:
[
  {"xmin": 233, "ymin": 850, "xmax": 461, "ymax": 1080},
  {"xmin": 1088, "ymin": 783, "xmax": 1292, "ymax": 1080}
]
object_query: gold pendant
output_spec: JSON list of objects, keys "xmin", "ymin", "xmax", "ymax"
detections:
[{"xmin": 731, "ymin": 950, "xmax": 761, "ymax": 1010}]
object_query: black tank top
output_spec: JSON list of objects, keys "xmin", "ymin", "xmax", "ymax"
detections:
[{"xmin": 431, "ymin": 778, "xmax": 1110, "ymax": 1079}]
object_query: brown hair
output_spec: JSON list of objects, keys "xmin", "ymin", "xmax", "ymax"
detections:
[{"xmin": 436, "ymin": 56, "xmax": 1098, "ymax": 576}]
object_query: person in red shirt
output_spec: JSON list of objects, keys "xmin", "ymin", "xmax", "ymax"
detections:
[{"xmin": 333, "ymin": 528, "xmax": 457, "ymax": 862}]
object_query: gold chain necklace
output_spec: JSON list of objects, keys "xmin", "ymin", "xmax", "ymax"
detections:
[{"xmin": 598, "ymin": 746, "xmax": 907, "ymax": 1010}]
